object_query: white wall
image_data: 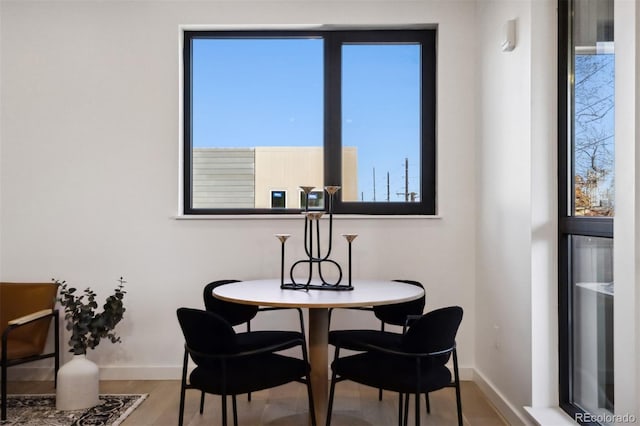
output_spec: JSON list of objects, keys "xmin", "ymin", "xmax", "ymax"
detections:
[
  {"xmin": 0, "ymin": 0, "xmax": 477, "ymax": 379},
  {"xmin": 529, "ymin": 0, "xmax": 558, "ymax": 412},
  {"xmin": 475, "ymin": 0, "xmax": 557, "ymax": 424},
  {"xmin": 475, "ymin": 1, "xmax": 533, "ymax": 423}
]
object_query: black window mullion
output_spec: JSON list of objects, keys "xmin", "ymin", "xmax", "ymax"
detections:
[
  {"xmin": 183, "ymin": 34, "xmax": 194, "ymax": 214},
  {"xmin": 560, "ymin": 217, "xmax": 613, "ymax": 238},
  {"xmin": 421, "ymin": 30, "xmax": 437, "ymax": 214},
  {"xmin": 324, "ymin": 33, "xmax": 342, "ymax": 189},
  {"xmin": 558, "ymin": 232, "xmax": 573, "ymax": 413}
]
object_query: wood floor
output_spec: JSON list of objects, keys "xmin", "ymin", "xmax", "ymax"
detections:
[{"xmin": 6, "ymin": 379, "xmax": 507, "ymax": 426}]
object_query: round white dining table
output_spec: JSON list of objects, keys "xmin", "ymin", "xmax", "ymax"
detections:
[{"xmin": 213, "ymin": 279, "xmax": 425, "ymax": 426}]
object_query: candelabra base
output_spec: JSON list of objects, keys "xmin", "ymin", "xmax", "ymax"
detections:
[{"xmin": 280, "ymin": 282, "xmax": 354, "ymax": 291}]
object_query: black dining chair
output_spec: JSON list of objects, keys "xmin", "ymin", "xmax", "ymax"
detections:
[
  {"xmin": 204, "ymin": 279, "xmax": 306, "ymax": 337},
  {"xmin": 326, "ymin": 306, "xmax": 463, "ymax": 426},
  {"xmin": 203, "ymin": 279, "xmax": 306, "ymax": 403},
  {"xmin": 328, "ymin": 279, "xmax": 425, "ymax": 401},
  {"xmin": 177, "ymin": 307, "xmax": 317, "ymax": 426},
  {"xmin": 328, "ymin": 279, "xmax": 425, "ymax": 344}
]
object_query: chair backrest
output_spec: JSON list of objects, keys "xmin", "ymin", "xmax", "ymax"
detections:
[
  {"xmin": 203, "ymin": 280, "xmax": 258, "ymax": 327},
  {"xmin": 401, "ymin": 306, "xmax": 463, "ymax": 363},
  {"xmin": 0, "ymin": 282, "xmax": 58, "ymax": 355},
  {"xmin": 373, "ymin": 280, "xmax": 425, "ymax": 326},
  {"xmin": 177, "ymin": 308, "xmax": 237, "ymax": 365}
]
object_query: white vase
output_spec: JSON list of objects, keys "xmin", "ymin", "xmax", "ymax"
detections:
[{"xmin": 56, "ymin": 354, "xmax": 100, "ymax": 411}]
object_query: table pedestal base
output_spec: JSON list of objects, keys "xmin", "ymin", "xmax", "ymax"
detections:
[{"xmin": 308, "ymin": 308, "xmax": 329, "ymax": 426}]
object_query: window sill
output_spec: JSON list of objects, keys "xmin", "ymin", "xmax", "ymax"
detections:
[
  {"xmin": 524, "ymin": 407, "xmax": 576, "ymax": 425},
  {"xmin": 173, "ymin": 214, "xmax": 442, "ymax": 220}
]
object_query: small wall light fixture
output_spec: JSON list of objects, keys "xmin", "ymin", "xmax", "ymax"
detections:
[{"xmin": 501, "ymin": 19, "xmax": 517, "ymax": 52}]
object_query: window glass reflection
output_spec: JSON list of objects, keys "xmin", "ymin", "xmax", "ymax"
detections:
[{"xmin": 571, "ymin": 235, "xmax": 614, "ymax": 420}]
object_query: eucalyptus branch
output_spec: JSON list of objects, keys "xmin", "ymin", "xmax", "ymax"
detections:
[{"xmin": 54, "ymin": 277, "xmax": 127, "ymax": 355}]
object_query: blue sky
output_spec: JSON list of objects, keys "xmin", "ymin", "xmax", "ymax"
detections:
[{"xmin": 191, "ymin": 37, "xmax": 420, "ymax": 201}]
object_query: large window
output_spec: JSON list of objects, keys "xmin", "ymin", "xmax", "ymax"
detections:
[
  {"xmin": 183, "ymin": 30, "xmax": 436, "ymax": 215},
  {"xmin": 559, "ymin": 0, "xmax": 614, "ymax": 423}
]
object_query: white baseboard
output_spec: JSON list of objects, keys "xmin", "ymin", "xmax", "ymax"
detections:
[
  {"xmin": 473, "ymin": 368, "xmax": 534, "ymax": 426},
  {"xmin": 459, "ymin": 366, "xmax": 475, "ymax": 381}
]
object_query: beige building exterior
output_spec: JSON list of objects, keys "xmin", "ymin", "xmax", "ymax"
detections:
[{"xmin": 192, "ymin": 146, "xmax": 358, "ymax": 209}]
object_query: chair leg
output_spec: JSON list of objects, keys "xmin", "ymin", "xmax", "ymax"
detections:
[
  {"xmin": 199, "ymin": 391, "xmax": 205, "ymax": 414},
  {"xmin": 178, "ymin": 385, "xmax": 186, "ymax": 426},
  {"xmin": 178, "ymin": 350, "xmax": 189, "ymax": 426},
  {"xmin": 425, "ymin": 393, "xmax": 430, "ymax": 414},
  {"xmin": 326, "ymin": 371, "xmax": 338, "ymax": 426},
  {"xmin": 397, "ymin": 393, "xmax": 404, "ymax": 426},
  {"xmin": 54, "ymin": 313, "xmax": 60, "ymax": 388},
  {"xmin": 221, "ymin": 395, "xmax": 228, "ymax": 426},
  {"xmin": 296, "ymin": 307, "xmax": 306, "ymax": 339},
  {"xmin": 326, "ymin": 345, "xmax": 341, "ymax": 426},
  {"xmin": 379, "ymin": 388, "xmax": 383, "ymax": 401},
  {"xmin": 455, "ymin": 383, "xmax": 463, "ymax": 426},
  {"xmin": 403, "ymin": 394, "xmax": 409, "ymax": 426},
  {"xmin": 453, "ymin": 349, "xmax": 463, "ymax": 426},
  {"xmin": 1, "ymin": 361, "xmax": 7, "ymax": 422},
  {"xmin": 414, "ymin": 393, "xmax": 420, "ymax": 426},
  {"xmin": 306, "ymin": 378, "xmax": 317, "ymax": 426},
  {"xmin": 1, "ymin": 332, "xmax": 8, "ymax": 422},
  {"xmin": 232, "ymin": 395, "xmax": 238, "ymax": 426},
  {"xmin": 245, "ymin": 320, "xmax": 252, "ymax": 404}
]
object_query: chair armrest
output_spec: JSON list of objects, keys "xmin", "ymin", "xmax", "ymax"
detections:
[
  {"xmin": 234, "ymin": 337, "xmax": 305, "ymax": 357},
  {"xmin": 8, "ymin": 309, "xmax": 55, "ymax": 326},
  {"xmin": 186, "ymin": 337, "xmax": 306, "ymax": 361},
  {"xmin": 3, "ymin": 309, "xmax": 58, "ymax": 345},
  {"xmin": 355, "ymin": 341, "xmax": 456, "ymax": 359}
]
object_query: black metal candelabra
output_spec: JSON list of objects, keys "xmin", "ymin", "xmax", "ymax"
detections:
[{"xmin": 277, "ymin": 186, "xmax": 357, "ymax": 291}]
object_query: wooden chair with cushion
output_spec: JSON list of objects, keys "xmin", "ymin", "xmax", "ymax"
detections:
[{"xmin": 1, "ymin": 282, "xmax": 60, "ymax": 421}]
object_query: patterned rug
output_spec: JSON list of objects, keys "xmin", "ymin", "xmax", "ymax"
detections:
[{"xmin": 0, "ymin": 394, "xmax": 148, "ymax": 426}]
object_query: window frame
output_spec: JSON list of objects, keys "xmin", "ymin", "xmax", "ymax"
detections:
[
  {"xmin": 299, "ymin": 189, "xmax": 325, "ymax": 210},
  {"xmin": 558, "ymin": 0, "xmax": 614, "ymax": 423},
  {"xmin": 182, "ymin": 29, "xmax": 436, "ymax": 216},
  {"xmin": 270, "ymin": 190, "xmax": 287, "ymax": 209}
]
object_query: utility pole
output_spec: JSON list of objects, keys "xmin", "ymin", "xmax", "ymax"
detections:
[
  {"xmin": 373, "ymin": 167, "xmax": 376, "ymax": 202},
  {"xmin": 387, "ymin": 172, "xmax": 390, "ymax": 201},
  {"xmin": 404, "ymin": 158, "xmax": 409, "ymax": 202}
]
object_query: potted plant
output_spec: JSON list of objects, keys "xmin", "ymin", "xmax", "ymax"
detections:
[
  {"xmin": 56, "ymin": 277, "xmax": 126, "ymax": 355},
  {"xmin": 54, "ymin": 277, "xmax": 127, "ymax": 411}
]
